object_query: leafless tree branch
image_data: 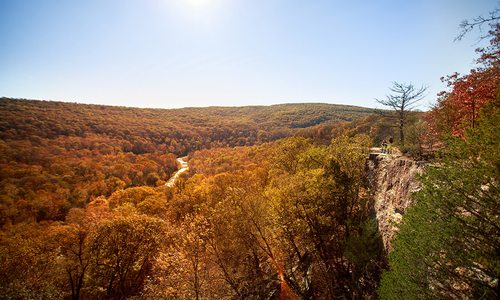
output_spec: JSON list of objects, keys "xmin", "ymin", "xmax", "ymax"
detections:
[
  {"xmin": 455, "ymin": 8, "xmax": 500, "ymax": 42},
  {"xmin": 375, "ymin": 82, "xmax": 427, "ymax": 144}
]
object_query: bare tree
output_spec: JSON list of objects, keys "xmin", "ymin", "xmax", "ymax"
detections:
[
  {"xmin": 455, "ymin": 8, "xmax": 500, "ymax": 42},
  {"xmin": 376, "ymin": 82, "xmax": 427, "ymax": 145}
]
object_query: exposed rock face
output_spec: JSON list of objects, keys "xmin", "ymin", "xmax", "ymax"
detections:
[{"xmin": 365, "ymin": 153, "xmax": 426, "ymax": 252}]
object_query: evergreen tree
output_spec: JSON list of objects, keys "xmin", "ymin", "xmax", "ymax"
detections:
[{"xmin": 379, "ymin": 102, "xmax": 499, "ymax": 299}]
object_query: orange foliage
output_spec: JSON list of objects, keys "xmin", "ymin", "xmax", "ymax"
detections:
[{"xmin": 430, "ymin": 26, "xmax": 500, "ymax": 137}]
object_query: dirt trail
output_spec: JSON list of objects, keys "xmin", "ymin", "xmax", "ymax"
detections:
[{"xmin": 165, "ymin": 157, "xmax": 189, "ymax": 187}]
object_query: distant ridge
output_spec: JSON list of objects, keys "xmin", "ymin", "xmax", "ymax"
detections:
[
  {"xmin": 0, "ymin": 97, "xmax": 373, "ymax": 111},
  {"xmin": 0, "ymin": 97, "xmax": 376, "ymax": 155}
]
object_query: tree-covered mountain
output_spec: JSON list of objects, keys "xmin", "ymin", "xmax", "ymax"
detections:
[
  {"xmin": 0, "ymin": 98, "xmax": 374, "ymax": 154},
  {"xmin": 0, "ymin": 98, "xmax": 390, "ymax": 298},
  {"xmin": 1, "ymin": 12, "xmax": 498, "ymax": 300},
  {"xmin": 0, "ymin": 98, "xmax": 380, "ymax": 227}
]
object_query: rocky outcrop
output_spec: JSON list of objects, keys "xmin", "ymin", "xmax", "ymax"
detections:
[{"xmin": 365, "ymin": 153, "xmax": 426, "ymax": 252}]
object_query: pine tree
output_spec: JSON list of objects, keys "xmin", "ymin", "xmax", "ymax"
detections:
[{"xmin": 379, "ymin": 102, "xmax": 499, "ymax": 299}]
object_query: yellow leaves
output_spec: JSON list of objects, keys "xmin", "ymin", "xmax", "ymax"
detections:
[
  {"xmin": 329, "ymin": 134, "xmax": 371, "ymax": 180},
  {"xmin": 273, "ymin": 137, "xmax": 312, "ymax": 174},
  {"xmin": 136, "ymin": 195, "xmax": 169, "ymax": 218},
  {"xmin": 107, "ymin": 186, "xmax": 160, "ymax": 209},
  {"xmin": 0, "ymin": 222, "xmax": 68, "ymax": 298}
]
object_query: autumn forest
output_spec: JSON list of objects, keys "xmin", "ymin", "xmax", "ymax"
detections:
[{"xmin": 1, "ymin": 4, "xmax": 500, "ymax": 300}]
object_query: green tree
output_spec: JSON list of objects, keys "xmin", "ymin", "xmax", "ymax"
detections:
[
  {"xmin": 266, "ymin": 136, "xmax": 383, "ymax": 298},
  {"xmin": 379, "ymin": 103, "xmax": 500, "ymax": 299}
]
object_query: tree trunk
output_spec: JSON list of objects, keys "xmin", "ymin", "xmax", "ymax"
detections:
[
  {"xmin": 399, "ymin": 114, "xmax": 405, "ymax": 145},
  {"xmin": 68, "ymin": 271, "xmax": 76, "ymax": 300}
]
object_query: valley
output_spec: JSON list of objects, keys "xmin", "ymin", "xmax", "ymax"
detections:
[
  {"xmin": 0, "ymin": 89, "xmax": 498, "ymax": 299},
  {"xmin": 0, "ymin": 3, "xmax": 498, "ymax": 298}
]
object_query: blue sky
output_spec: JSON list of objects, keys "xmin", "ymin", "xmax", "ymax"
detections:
[{"xmin": 0, "ymin": 0, "xmax": 497, "ymax": 109}]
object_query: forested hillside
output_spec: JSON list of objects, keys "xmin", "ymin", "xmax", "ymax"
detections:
[
  {"xmin": 0, "ymin": 99, "xmax": 377, "ymax": 227},
  {"xmin": 1, "ymin": 7, "xmax": 498, "ymax": 300},
  {"xmin": 1, "ymin": 99, "xmax": 373, "ymax": 154},
  {"xmin": 0, "ymin": 98, "xmax": 390, "ymax": 298},
  {"xmin": 1, "ymin": 134, "xmax": 387, "ymax": 299}
]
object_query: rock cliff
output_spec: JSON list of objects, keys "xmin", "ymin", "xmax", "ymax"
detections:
[{"xmin": 365, "ymin": 153, "xmax": 426, "ymax": 252}]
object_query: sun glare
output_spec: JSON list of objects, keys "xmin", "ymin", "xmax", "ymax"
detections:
[
  {"xmin": 186, "ymin": 0, "xmax": 211, "ymax": 9},
  {"xmin": 174, "ymin": 0, "xmax": 225, "ymax": 25}
]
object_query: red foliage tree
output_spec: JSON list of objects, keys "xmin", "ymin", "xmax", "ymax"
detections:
[{"xmin": 431, "ymin": 25, "xmax": 499, "ymax": 137}]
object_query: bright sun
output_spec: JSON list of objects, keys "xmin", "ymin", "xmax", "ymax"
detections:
[
  {"xmin": 168, "ymin": 0, "xmax": 223, "ymax": 23},
  {"xmin": 185, "ymin": 0, "xmax": 211, "ymax": 9}
]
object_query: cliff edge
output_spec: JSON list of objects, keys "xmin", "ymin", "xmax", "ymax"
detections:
[{"xmin": 365, "ymin": 152, "xmax": 426, "ymax": 252}]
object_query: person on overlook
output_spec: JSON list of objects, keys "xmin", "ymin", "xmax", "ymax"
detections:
[
  {"xmin": 381, "ymin": 139, "xmax": 388, "ymax": 154},
  {"xmin": 387, "ymin": 137, "xmax": 394, "ymax": 154}
]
